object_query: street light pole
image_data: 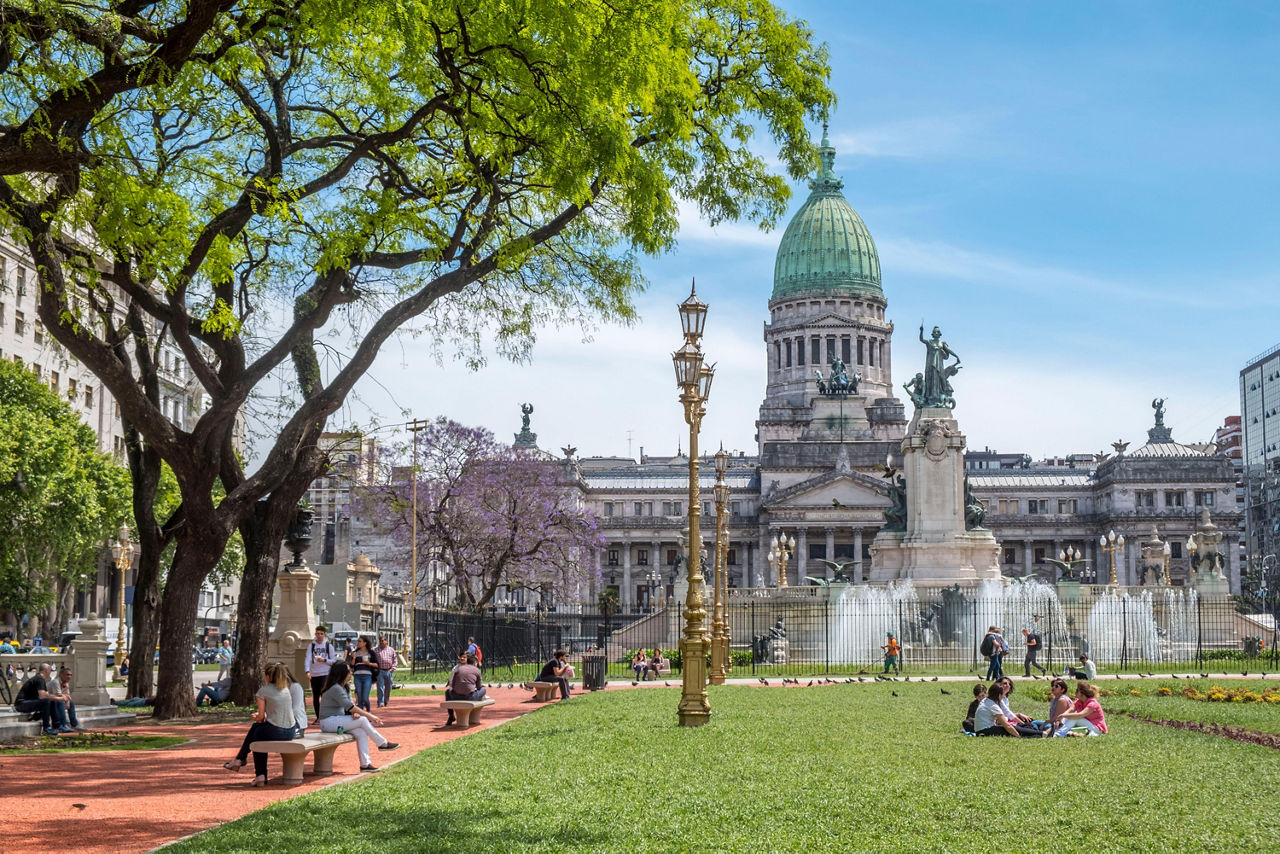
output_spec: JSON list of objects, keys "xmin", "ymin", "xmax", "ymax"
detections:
[
  {"xmin": 671, "ymin": 280, "xmax": 713, "ymax": 727},
  {"xmin": 109, "ymin": 525, "xmax": 135, "ymax": 664},
  {"xmin": 709, "ymin": 446, "xmax": 730, "ymax": 685},
  {"xmin": 1099, "ymin": 529, "xmax": 1125, "ymax": 586},
  {"xmin": 406, "ymin": 418, "xmax": 430, "ymax": 664},
  {"xmin": 768, "ymin": 533, "xmax": 794, "ymax": 589}
]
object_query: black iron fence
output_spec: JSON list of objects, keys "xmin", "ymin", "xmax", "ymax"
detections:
[{"xmin": 408, "ymin": 588, "xmax": 1277, "ymax": 681}]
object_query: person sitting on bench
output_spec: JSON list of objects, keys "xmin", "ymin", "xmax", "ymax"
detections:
[
  {"xmin": 444, "ymin": 653, "xmax": 486, "ymax": 725},
  {"xmin": 537, "ymin": 650, "xmax": 572, "ymax": 700},
  {"xmin": 14, "ymin": 663, "xmax": 71, "ymax": 734}
]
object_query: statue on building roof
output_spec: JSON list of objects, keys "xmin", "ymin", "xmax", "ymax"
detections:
[
  {"xmin": 815, "ymin": 355, "xmax": 859, "ymax": 396},
  {"xmin": 514, "ymin": 402, "xmax": 538, "ymax": 448},
  {"xmin": 1147, "ymin": 397, "xmax": 1173, "ymax": 443}
]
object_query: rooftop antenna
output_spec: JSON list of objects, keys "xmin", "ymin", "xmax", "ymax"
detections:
[{"xmin": 626, "ymin": 429, "xmax": 634, "ymax": 460}]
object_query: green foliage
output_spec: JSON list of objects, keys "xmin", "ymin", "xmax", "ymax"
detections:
[
  {"xmin": 0, "ymin": 360, "xmax": 130, "ymax": 617},
  {"xmin": 169, "ymin": 682, "xmax": 1280, "ymax": 852}
]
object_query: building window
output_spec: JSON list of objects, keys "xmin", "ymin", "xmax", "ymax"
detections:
[
  {"xmin": 637, "ymin": 549, "xmax": 648, "ymax": 566},
  {"xmin": 826, "ymin": 337, "xmax": 836, "ymax": 364},
  {"xmin": 857, "ymin": 338, "xmax": 864, "ymax": 365},
  {"xmin": 14, "ymin": 309, "xmax": 23, "ymax": 336},
  {"xmin": 796, "ymin": 337, "xmax": 804, "ymax": 366},
  {"xmin": 49, "ymin": 371, "xmax": 58, "ymax": 391},
  {"xmin": 784, "ymin": 339, "xmax": 792, "ymax": 368},
  {"xmin": 867, "ymin": 338, "xmax": 875, "ymax": 366},
  {"xmin": 16, "ymin": 267, "xmax": 25, "ymax": 298},
  {"xmin": 1136, "ymin": 490, "xmax": 1155, "ymax": 508},
  {"xmin": 67, "ymin": 377, "xmax": 76, "ymax": 400},
  {"xmin": 998, "ymin": 499, "xmax": 1018, "ymax": 515},
  {"xmin": 727, "ymin": 548, "xmax": 737, "ymax": 565},
  {"xmin": 1034, "ymin": 548, "xmax": 1046, "ymax": 563},
  {"xmin": 603, "ymin": 502, "xmax": 614, "ymax": 517},
  {"xmin": 702, "ymin": 501, "xmax": 711, "ymax": 516},
  {"xmin": 662, "ymin": 501, "xmax": 673, "ymax": 516},
  {"xmin": 34, "ymin": 320, "xmax": 42, "ymax": 344},
  {"xmin": 673, "ymin": 501, "xmax": 681, "ymax": 516},
  {"xmin": 774, "ymin": 341, "xmax": 781, "ymax": 368},
  {"xmin": 31, "ymin": 362, "xmax": 40, "ymax": 378},
  {"xmin": 607, "ymin": 550, "xmax": 619, "ymax": 566},
  {"xmin": 634, "ymin": 501, "xmax": 643, "ymax": 516},
  {"xmin": 731, "ymin": 501, "xmax": 741, "ymax": 515},
  {"xmin": 841, "ymin": 337, "xmax": 851, "ymax": 366},
  {"xmin": 811, "ymin": 338, "xmax": 820, "ymax": 364},
  {"xmin": 1194, "ymin": 491, "xmax": 1214, "ymax": 507},
  {"xmin": 1027, "ymin": 499, "xmax": 1048, "ymax": 514},
  {"xmin": 1057, "ymin": 499, "xmax": 1077, "ymax": 514},
  {"xmin": 666, "ymin": 549, "xmax": 677, "ymax": 565},
  {"xmin": 1164, "ymin": 491, "xmax": 1184, "ymax": 508},
  {"xmin": 1171, "ymin": 542, "xmax": 1182, "ymax": 559},
  {"xmin": 1002, "ymin": 547, "xmax": 1016, "ymax": 564}
]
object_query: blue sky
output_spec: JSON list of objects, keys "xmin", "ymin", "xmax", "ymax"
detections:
[{"xmin": 347, "ymin": 1, "xmax": 1280, "ymax": 462}]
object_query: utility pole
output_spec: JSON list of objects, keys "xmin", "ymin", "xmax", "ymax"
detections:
[{"xmin": 405, "ymin": 418, "xmax": 431, "ymax": 666}]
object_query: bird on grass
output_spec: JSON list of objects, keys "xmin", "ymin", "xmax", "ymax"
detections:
[
  {"xmin": 940, "ymin": 689, "xmax": 951, "ymax": 695},
  {"xmin": 891, "ymin": 691, "xmax": 899, "ymax": 697},
  {"xmin": 857, "ymin": 677, "xmax": 866, "ymax": 683},
  {"xmin": 1172, "ymin": 674, "xmax": 1181, "ymax": 679},
  {"xmin": 759, "ymin": 679, "xmax": 770, "ymax": 686},
  {"xmin": 930, "ymin": 677, "xmax": 938, "ymax": 682},
  {"xmin": 631, "ymin": 681, "xmax": 638, "ymax": 686},
  {"xmin": 430, "ymin": 684, "xmax": 437, "ymax": 690},
  {"xmin": 664, "ymin": 681, "xmax": 672, "ymax": 687},
  {"xmin": 1138, "ymin": 673, "xmax": 1147, "ymax": 678},
  {"xmin": 807, "ymin": 680, "xmax": 814, "ymax": 687},
  {"xmin": 1242, "ymin": 671, "xmax": 1249, "ymax": 677},
  {"xmin": 1200, "ymin": 673, "xmax": 1210, "ymax": 679}
]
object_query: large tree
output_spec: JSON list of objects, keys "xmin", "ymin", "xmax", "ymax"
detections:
[
  {"xmin": 0, "ymin": 0, "xmax": 832, "ymax": 716},
  {"xmin": 361, "ymin": 418, "xmax": 603, "ymax": 612},
  {"xmin": 0, "ymin": 360, "xmax": 131, "ymax": 639}
]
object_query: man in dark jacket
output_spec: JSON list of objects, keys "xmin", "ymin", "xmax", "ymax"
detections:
[{"xmin": 444, "ymin": 653, "xmax": 485, "ymax": 725}]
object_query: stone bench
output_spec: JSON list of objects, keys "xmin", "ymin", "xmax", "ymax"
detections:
[
  {"xmin": 440, "ymin": 697, "xmax": 496, "ymax": 726},
  {"xmin": 249, "ymin": 732, "xmax": 354, "ymax": 784},
  {"xmin": 530, "ymin": 681, "xmax": 562, "ymax": 702}
]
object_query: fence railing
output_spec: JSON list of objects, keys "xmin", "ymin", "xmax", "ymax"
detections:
[{"xmin": 407, "ymin": 592, "xmax": 1278, "ymax": 681}]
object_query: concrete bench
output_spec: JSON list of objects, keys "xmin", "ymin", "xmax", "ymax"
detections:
[
  {"xmin": 249, "ymin": 732, "xmax": 354, "ymax": 784},
  {"xmin": 440, "ymin": 697, "xmax": 496, "ymax": 726},
  {"xmin": 530, "ymin": 681, "xmax": 561, "ymax": 702}
]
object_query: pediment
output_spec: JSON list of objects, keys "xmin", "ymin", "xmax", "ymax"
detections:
[{"xmin": 763, "ymin": 470, "xmax": 889, "ymax": 510}]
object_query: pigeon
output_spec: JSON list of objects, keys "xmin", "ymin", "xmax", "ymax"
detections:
[
  {"xmin": 807, "ymin": 680, "xmax": 814, "ymax": 687},
  {"xmin": 72, "ymin": 804, "xmax": 86, "ymax": 810},
  {"xmin": 1147, "ymin": 673, "xmax": 1155, "ymax": 678},
  {"xmin": 940, "ymin": 689, "xmax": 951, "ymax": 695},
  {"xmin": 1032, "ymin": 675, "xmax": 1041, "ymax": 680},
  {"xmin": 930, "ymin": 677, "xmax": 938, "ymax": 682},
  {"xmin": 857, "ymin": 677, "xmax": 866, "ymax": 683},
  {"xmin": 430, "ymin": 684, "xmax": 437, "ymax": 690},
  {"xmin": 759, "ymin": 677, "xmax": 768, "ymax": 685},
  {"xmin": 844, "ymin": 678, "xmax": 854, "ymax": 684},
  {"xmin": 664, "ymin": 681, "xmax": 672, "ymax": 687},
  {"xmin": 1200, "ymin": 674, "xmax": 1209, "ymax": 679},
  {"xmin": 1138, "ymin": 673, "xmax": 1147, "ymax": 678},
  {"xmin": 1172, "ymin": 674, "xmax": 1181, "ymax": 679},
  {"xmin": 1242, "ymin": 671, "xmax": 1248, "ymax": 677},
  {"xmin": 631, "ymin": 681, "xmax": 638, "ymax": 686},
  {"xmin": 891, "ymin": 691, "xmax": 899, "ymax": 697}
]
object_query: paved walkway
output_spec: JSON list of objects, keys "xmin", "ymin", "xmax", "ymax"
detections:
[{"xmin": 0, "ymin": 688, "xmax": 542, "ymax": 854}]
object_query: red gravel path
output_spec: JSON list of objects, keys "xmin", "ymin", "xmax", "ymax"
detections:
[{"xmin": 0, "ymin": 687, "xmax": 548, "ymax": 854}]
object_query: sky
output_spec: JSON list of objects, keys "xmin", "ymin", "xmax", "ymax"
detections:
[{"xmin": 320, "ymin": 1, "xmax": 1280, "ymax": 464}]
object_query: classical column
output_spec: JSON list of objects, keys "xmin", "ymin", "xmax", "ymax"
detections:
[
  {"xmin": 1051, "ymin": 538, "xmax": 1062, "ymax": 579},
  {"xmin": 853, "ymin": 529, "xmax": 863, "ymax": 582},
  {"xmin": 760, "ymin": 528, "xmax": 773, "ymax": 586},
  {"xmin": 1024, "ymin": 540, "xmax": 1033, "ymax": 575},
  {"xmin": 1125, "ymin": 540, "xmax": 1137, "ymax": 587},
  {"xmin": 825, "ymin": 527, "xmax": 836, "ymax": 580},
  {"xmin": 796, "ymin": 528, "xmax": 808, "ymax": 583},
  {"xmin": 622, "ymin": 538, "xmax": 632, "ymax": 612}
]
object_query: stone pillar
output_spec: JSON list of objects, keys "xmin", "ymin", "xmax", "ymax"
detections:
[
  {"xmin": 1051, "ymin": 538, "xmax": 1062, "ymax": 580},
  {"xmin": 853, "ymin": 529, "xmax": 863, "ymax": 582},
  {"xmin": 1126, "ymin": 540, "xmax": 1137, "ymax": 587},
  {"xmin": 650, "ymin": 539, "xmax": 662, "ymax": 607},
  {"xmin": 622, "ymin": 538, "xmax": 632, "ymax": 613},
  {"xmin": 68, "ymin": 614, "xmax": 111, "ymax": 706},
  {"xmin": 1024, "ymin": 540, "xmax": 1033, "ymax": 575},
  {"xmin": 761, "ymin": 527, "xmax": 774, "ymax": 586},
  {"xmin": 796, "ymin": 529, "xmax": 808, "ymax": 584},
  {"xmin": 825, "ymin": 527, "xmax": 836, "ymax": 580},
  {"xmin": 268, "ymin": 565, "xmax": 319, "ymax": 680}
]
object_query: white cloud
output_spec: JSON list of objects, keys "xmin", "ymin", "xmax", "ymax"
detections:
[{"xmin": 829, "ymin": 116, "xmax": 980, "ymax": 159}]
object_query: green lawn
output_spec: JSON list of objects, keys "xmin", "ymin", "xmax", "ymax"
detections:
[
  {"xmin": 1101, "ymin": 679, "xmax": 1280, "ymax": 733},
  {"xmin": 170, "ymin": 683, "xmax": 1280, "ymax": 853}
]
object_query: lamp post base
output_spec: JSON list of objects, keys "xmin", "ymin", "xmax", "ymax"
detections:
[{"xmin": 678, "ymin": 635, "xmax": 711, "ymax": 726}]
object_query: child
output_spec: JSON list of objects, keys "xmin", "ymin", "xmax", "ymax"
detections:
[
  {"xmin": 881, "ymin": 631, "xmax": 900, "ymax": 675},
  {"xmin": 963, "ymin": 683, "xmax": 986, "ymax": 733}
]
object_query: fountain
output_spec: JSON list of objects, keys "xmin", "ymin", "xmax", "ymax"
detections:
[{"xmin": 828, "ymin": 582, "xmax": 921, "ymax": 664}]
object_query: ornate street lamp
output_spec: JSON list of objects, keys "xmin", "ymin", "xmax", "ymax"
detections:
[
  {"xmin": 109, "ymin": 524, "xmax": 135, "ymax": 665},
  {"xmin": 1099, "ymin": 529, "xmax": 1125, "ymax": 586},
  {"xmin": 671, "ymin": 280, "xmax": 713, "ymax": 727},
  {"xmin": 709, "ymin": 446, "xmax": 730, "ymax": 685},
  {"xmin": 769, "ymin": 532, "xmax": 795, "ymax": 588},
  {"xmin": 1162, "ymin": 540, "xmax": 1172, "ymax": 587}
]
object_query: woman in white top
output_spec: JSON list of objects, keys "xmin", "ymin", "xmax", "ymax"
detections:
[
  {"xmin": 223, "ymin": 662, "xmax": 299, "ymax": 786},
  {"xmin": 318, "ymin": 661, "xmax": 399, "ymax": 771}
]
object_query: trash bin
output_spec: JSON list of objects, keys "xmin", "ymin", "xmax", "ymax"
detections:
[{"xmin": 582, "ymin": 653, "xmax": 608, "ymax": 691}]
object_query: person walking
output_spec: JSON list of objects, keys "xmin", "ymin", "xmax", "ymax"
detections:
[
  {"xmin": 1021, "ymin": 627, "xmax": 1046, "ymax": 677},
  {"xmin": 881, "ymin": 631, "xmax": 901, "ymax": 675},
  {"xmin": 373, "ymin": 636, "xmax": 398, "ymax": 708},
  {"xmin": 216, "ymin": 638, "xmax": 235, "ymax": 681},
  {"xmin": 350, "ymin": 636, "xmax": 377, "ymax": 712},
  {"xmin": 304, "ymin": 626, "xmax": 338, "ymax": 721},
  {"xmin": 981, "ymin": 626, "xmax": 1002, "ymax": 681},
  {"xmin": 317, "ymin": 661, "xmax": 399, "ymax": 772}
]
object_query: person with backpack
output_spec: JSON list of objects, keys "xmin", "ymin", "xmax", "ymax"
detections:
[
  {"xmin": 981, "ymin": 626, "xmax": 1003, "ymax": 681},
  {"xmin": 304, "ymin": 626, "xmax": 338, "ymax": 721},
  {"xmin": 465, "ymin": 636, "xmax": 483, "ymax": 668},
  {"xmin": 1021, "ymin": 627, "xmax": 1046, "ymax": 677}
]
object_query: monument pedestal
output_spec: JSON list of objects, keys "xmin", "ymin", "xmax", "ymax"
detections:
[
  {"xmin": 267, "ymin": 564, "xmax": 319, "ymax": 680},
  {"xmin": 870, "ymin": 407, "xmax": 1001, "ymax": 587}
]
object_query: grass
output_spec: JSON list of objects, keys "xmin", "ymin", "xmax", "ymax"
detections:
[
  {"xmin": 169, "ymin": 681, "xmax": 1280, "ymax": 853},
  {"xmin": 1, "ymin": 733, "xmax": 187, "ymax": 753},
  {"xmin": 1100, "ymin": 679, "xmax": 1280, "ymax": 733}
]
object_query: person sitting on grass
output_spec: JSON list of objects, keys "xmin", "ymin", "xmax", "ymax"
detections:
[
  {"xmin": 1052, "ymin": 681, "xmax": 1108, "ymax": 737},
  {"xmin": 195, "ymin": 677, "xmax": 231, "ymax": 707},
  {"xmin": 962, "ymin": 683, "xmax": 987, "ymax": 733},
  {"xmin": 1045, "ymin": 678, "xmax": 1073, "ymax": 729},
  {"xmin": 223, "ymin": 662, "xmax": 302, "ymax": 786},
  {"xmin": 537, "ymin": 649, "xmax": 573, "ymax": 700},
  {"xmin": 318, "ymin": 661, "xmax": 399, "ymax": 772},
  {"xmin": 1065, "ymin": 654, "xmax": 1096, "ymax": 681},
  {"xmin": 972, "ymin": 682, "xmax": 1023, "ymax": 737},
  {"xmin": 444, "ymin": 653, "xmax": 486, "ymax": 726},
  {"xmin": 996, "ymin": 677, "xmax": 1050, "ymax": 737}
]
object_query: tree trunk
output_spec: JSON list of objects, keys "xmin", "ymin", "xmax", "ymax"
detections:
[
  {"xmin": 125, "ymin": 433, "xmax": 166, "ymax": 700},
  {"xmin": 151, "ymin": 539, "xmax": 223, "ymax": 719},
  {"xmin": 229, "ymin": 444, "xmax": 325, "ymax": 706}
]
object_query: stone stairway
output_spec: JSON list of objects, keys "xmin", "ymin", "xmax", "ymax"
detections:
[{"xmin": 0, "ymin": 705, "xmax": 136, "ymax": 740}]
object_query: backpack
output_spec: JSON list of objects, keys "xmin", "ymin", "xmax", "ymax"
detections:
[
  {"xmin": 473, "ymin": 644, "xmax": 482, "ymax": 666},
  {"xmin": 979, "ymin": 633, "xmax": 996, "ymax": 657}
]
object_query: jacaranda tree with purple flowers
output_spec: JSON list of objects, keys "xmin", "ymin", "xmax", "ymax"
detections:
[{"xmin": 363, "ymin": 418, "xmax": 602, "ymax": 612}]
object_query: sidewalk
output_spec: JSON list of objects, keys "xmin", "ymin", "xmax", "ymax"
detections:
[{"xmin": 0, "ymin": 688, "xmax": 539, "ymax": 854}]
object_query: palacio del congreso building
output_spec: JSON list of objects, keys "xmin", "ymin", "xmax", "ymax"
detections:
[{"xmin": 565, "ymin": 131, "xmax": 1241, "ymax": 622}]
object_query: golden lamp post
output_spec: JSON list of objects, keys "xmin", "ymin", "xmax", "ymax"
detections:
[
  {"xmin": 110, "ymin": 524, "xmax": 135, "ymax": 665},
  {"xmin": 768, "ymin": 532, "xmax": 795, "ymax": 588},
  {"xmin": 709, "ymin": 446, "xmax": 730, "ymax": 685},
  {"xmin": 671, "ymin": 280, "xmax": 714, "ymax": 727},
  {"xmin": 1099, "ymin": 529, "xmax": 1125, "ymax": 586}
]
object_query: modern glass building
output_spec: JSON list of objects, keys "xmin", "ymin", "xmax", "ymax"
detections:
[{"xmin": 1241, "ymin": 343, "xmax": 1280, "ymax": 563}]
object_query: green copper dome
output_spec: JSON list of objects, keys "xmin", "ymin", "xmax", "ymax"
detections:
[{"xmin": 771, "ymin": 128, "xmax": 881, "ymax": 300}]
